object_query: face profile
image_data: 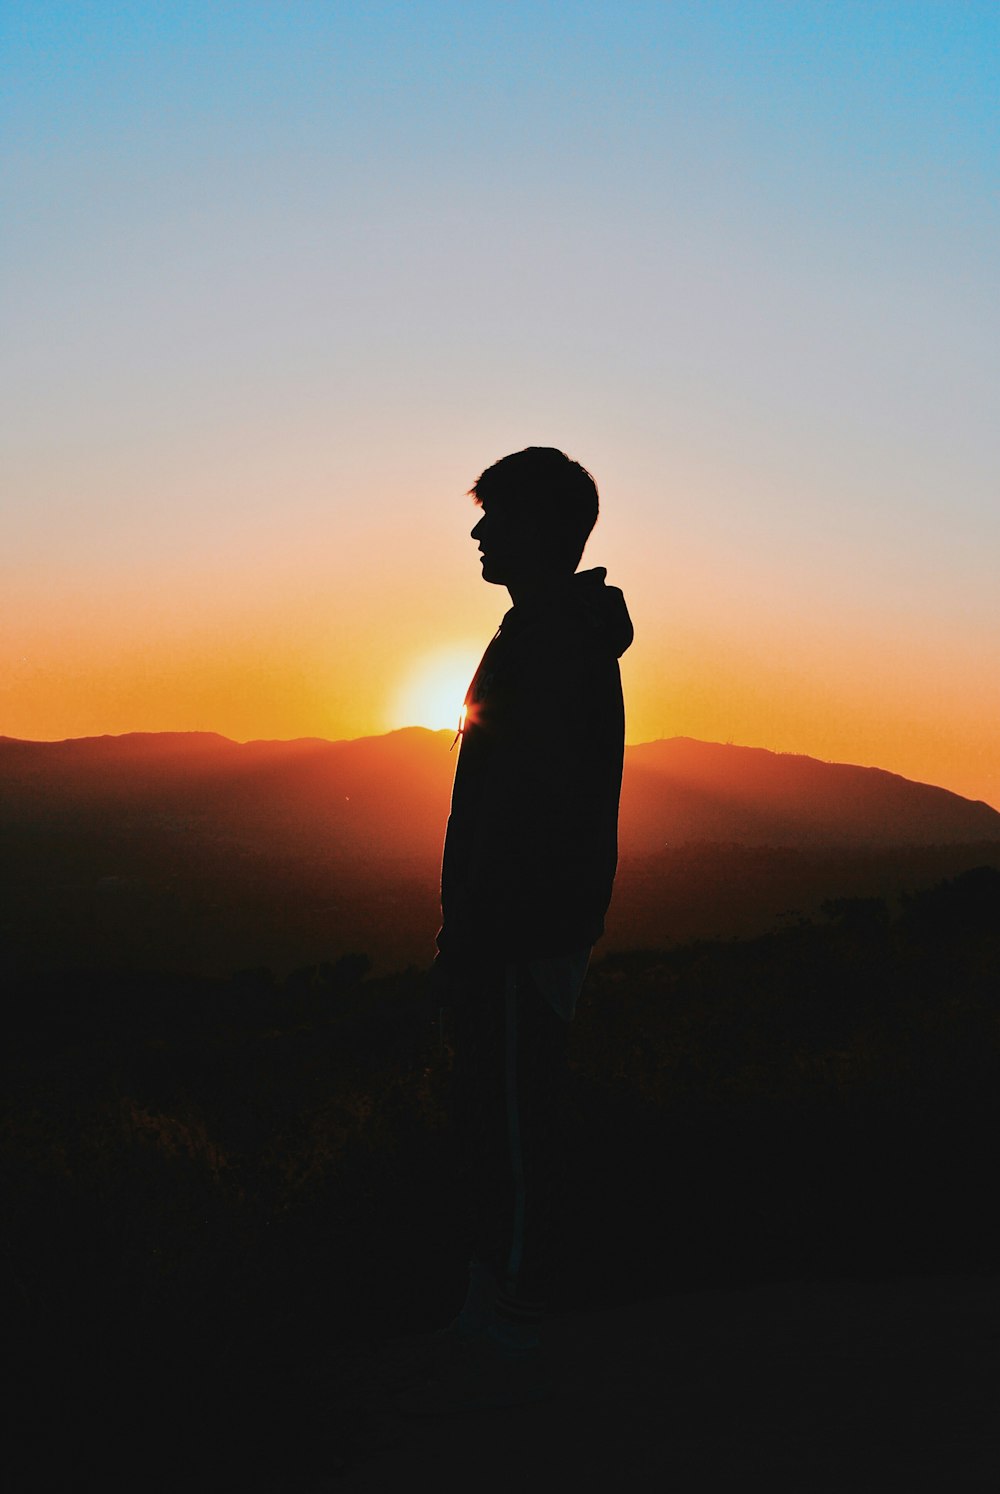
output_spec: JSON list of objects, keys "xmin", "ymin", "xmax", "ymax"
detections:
[{"xmin": 470, "ymin": 504, "xmax": 540, "ymax": 589}]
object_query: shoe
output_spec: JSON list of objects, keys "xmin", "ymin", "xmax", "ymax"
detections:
[{"xmin": 392, "ymin": 1330, "xmax": 554, "ymax": 1416}]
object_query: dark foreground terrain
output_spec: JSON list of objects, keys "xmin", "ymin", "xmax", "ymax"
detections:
[
  {"xmin": 347, "ymin": 1274, "xmax": 1000, "ymax": 1491},
  {"xmin": 4, "ymin": 866, "xmax": 999, "ymax": 1488}
]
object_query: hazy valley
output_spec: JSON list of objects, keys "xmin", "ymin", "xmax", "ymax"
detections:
[{"xmin": 3, "ymin": 727, "xmax": 998, "ymax": 977}]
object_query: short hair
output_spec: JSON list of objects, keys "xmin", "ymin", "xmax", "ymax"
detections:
[{"xmin": 469, "ymin": 447, "xmax": 599, "ymax": 572}]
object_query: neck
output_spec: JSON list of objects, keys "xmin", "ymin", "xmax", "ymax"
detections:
[{"xmin": 506, "ymin": 568, "xmax": 574, "ymax": 610}]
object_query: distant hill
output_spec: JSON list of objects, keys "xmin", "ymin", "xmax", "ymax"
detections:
[
  {"xmin": 2, "ymin": 729, "xmax": 998, "ymax": 975},
  {"xmin": 619, "ymin": 738, "xmax": 1000, "ymax": 850},
  {"xmin": 0, "ymin": 728, "xmax": 453, "ymax": 861},
  {"xmin": 2, "ymin": 728, "xmax": 998, "ymax": 853}
]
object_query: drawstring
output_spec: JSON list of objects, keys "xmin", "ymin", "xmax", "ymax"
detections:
[
  {"xmin": 450, "ymin": 702, "xmax": 467, "ymax": 751},
  {"xmin": 451, "ymin": 626, "xmax": 501, "ymax": 749}
]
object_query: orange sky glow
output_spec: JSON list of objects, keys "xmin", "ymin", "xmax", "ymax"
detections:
[
  {"xmin": 4, "ymin": 470, "xmax": 997, "ymax": 811},
  {"xmin": 4, "ymin": 6, "xmax": 998, "ymax": 811}
]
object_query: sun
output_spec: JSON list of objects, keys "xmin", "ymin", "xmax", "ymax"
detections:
[{"xmin": 389, "ymin": 645, "xmax": 482, "ymax": 733}]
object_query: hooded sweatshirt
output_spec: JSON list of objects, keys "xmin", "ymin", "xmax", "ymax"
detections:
[{"xmin": 437, "ymin": 567, "xmax": 634, "ymax": 967}]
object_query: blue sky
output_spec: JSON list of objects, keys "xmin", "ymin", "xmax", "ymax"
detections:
[{"xmin": 3, "ymin": 2, "xmax": 998, "ymax": 803}]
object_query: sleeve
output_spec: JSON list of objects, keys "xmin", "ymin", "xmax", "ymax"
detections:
[{"xmin": 451, "ymin": 624, "xmax": 624, "ymax": 960}]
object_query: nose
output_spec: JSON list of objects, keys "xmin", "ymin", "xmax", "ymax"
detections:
[{"xmin": 471, "ymin": 515, "xmax": 486, "ymax": 542}]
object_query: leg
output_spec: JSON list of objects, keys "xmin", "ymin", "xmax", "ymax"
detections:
[
  {"xmin": 493, "ymin": 963, "xmax": 570, "ymax": 1335},
  {"xmin": 449, "ymin": 964, "xmax": 508, "ymax": 1305},
  {"xmin": 448, "ymin": 962, "xmax": 570, "ymax": 1336},
  {"xmin": 390, "ymin": 970, "xmax": 566, "ymax": 1414}
]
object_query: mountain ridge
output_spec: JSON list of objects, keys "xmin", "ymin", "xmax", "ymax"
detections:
[
  {"xmin": 2, "ymin": 727, "xmax": 998, "ymax": 850},
  {"xmin": 2, "ymin": 724, "xmax": 996, "ymax": 807},
  {"xmin": 3, "ymin": 728, "xmax": 999, "ymax": 976}
]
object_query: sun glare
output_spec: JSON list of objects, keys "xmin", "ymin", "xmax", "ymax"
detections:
[{"xmin": 390, "ymin": 646, "xmax": 482, "ymax": 733}]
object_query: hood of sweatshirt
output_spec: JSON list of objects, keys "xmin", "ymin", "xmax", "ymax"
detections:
[
  {"xmin": 568, "ymin": 567, "xmax": 634, "ymax": 658},
  {"xmin": 499, "ymin": 566, "xmax": 633, "ymax": 659}
]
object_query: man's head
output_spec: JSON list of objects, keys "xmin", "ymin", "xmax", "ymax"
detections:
[{"xmin": 469, "ymin": 446, "xmax": 599, "ymax": 591}]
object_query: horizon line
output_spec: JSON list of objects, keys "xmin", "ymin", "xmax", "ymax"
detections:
[{"xmin": 3, "ymin": 725, "xmax": 999, "ymax": 813}]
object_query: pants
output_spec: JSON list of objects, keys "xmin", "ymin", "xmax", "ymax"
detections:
[{"xmin": 448, "ymin": 961, "xmax": 571, "ymax": 1309}]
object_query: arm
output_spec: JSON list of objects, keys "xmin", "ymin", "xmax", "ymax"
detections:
[{"xmin": 445, "ymin": 626, "xmax": 624, "ymax": 961}]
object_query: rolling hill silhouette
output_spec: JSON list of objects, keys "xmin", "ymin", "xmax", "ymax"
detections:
[
  {"xmin": 618, "ymin": 737, "xmax": 1000, "ymax": 849},
  {"xmin": 0, "ymin": 729, "xmax": 449, "ymax": 859},
  {"xmin": 2, "ymin": 729, "xmax": 998, "ymax": 974},
  {"xmin": 3, "ymin": 727, "xmax": 998, "ymax": 852}
]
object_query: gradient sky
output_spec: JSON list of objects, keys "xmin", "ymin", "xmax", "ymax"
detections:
[{"xmin": 3, "ymin": 2, "xmax": 998, "ymax": 806}]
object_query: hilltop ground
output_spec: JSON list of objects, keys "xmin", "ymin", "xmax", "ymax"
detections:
[
  {"xmin": 341, "ymin": 1274, "xmax": 1000, "ymax": 1491},
  {"xmin": 5, "ymin": 871, "xmax": 999, "ymax": 1489},
  {"xmin": 9, "ymin": 1272, "xmax": 998, "ymax": 1491}
]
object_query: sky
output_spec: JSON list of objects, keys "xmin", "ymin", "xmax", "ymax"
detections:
[{"xmin": 3, "ymin": 1, "xmax": 998, "ymax": 807}]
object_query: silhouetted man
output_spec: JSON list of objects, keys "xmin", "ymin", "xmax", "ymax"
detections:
[{"xmin": 398, "ymin": 446, "xmax": 633, "ymax": 1415}]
